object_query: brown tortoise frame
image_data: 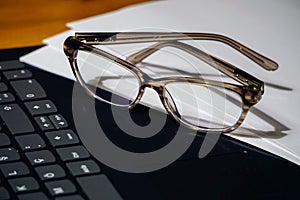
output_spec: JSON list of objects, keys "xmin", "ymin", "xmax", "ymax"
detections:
[{"xmin": 63, "ymin": 32, "xmax": 278, "ymax": 133}]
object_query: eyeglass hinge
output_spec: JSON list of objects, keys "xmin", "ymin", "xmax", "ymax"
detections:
[
  {"xmin": 244, "ymin": 85, "xmax": 263, "ymax": 104},
  {"xmin": 75, "ymin": 33, "xmax": 117, "ymax": 43},
  {"xmin": 234, "ymin": 69, "xmax": 264, "ymax": 90}
]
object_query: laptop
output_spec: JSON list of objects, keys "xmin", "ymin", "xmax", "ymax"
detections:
[{"xmin": 0, "ymin": 46, "xmax": 299, "ymax": 200}]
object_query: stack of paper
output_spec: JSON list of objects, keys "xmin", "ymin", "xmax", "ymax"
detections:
[{"xmin": 21, "ymin": 0, "xmax": 300, "ymax": 166}]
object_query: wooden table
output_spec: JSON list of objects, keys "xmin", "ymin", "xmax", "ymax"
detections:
[{"xmin": 0, "ymin": 0, "xmax": 148, "ymax": 49}]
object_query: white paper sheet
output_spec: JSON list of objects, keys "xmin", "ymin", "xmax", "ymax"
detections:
[{"xmin": 21, "ymin": 0, "xmax": 300, "ymax": 166}]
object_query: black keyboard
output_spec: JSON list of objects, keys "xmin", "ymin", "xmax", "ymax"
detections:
[{"xmin": 0, "ymin": 60, "xmax": 122, "ymax": 200}]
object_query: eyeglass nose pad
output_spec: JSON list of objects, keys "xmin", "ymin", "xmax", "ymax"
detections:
[{"xmin": 164, "ymin": 89, "xmax": 181, "ymax": 119}]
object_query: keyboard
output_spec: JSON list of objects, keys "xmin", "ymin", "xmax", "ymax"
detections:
[{"xmin": 0, "ymin": 60, "xmax": 122, "ymax": 200}]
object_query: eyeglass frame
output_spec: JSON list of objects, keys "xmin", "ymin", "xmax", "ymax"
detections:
[{"xmin": 63, "ymin": 32, "xmax": 278, "ymax": 133}]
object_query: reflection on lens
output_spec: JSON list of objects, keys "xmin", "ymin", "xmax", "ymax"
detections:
[
  {"xmin": 76, "ymin": 50, "xmax": 140, "ymax": 106},
  {"xmin": 164, "ymin": 82, "xmax": 243, "ymax": 130}
]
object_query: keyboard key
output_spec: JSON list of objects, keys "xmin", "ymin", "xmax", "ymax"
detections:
[
  {"xmin": 55, "ymin": 195, "xmax": 84, "ymax": 200},
  {"xmin": 15, "ymin": 134, "xmax": 46, "ymax": 151},
  {"xmin": 0, "ymin": 162, "xmax": 29, "ymax": 178},
  {"xmin": 0, "ymin": 82, "xmax": 8, "ymax": 92},
  {"xmin": 0, "ymin": 60, "xmax": 24, "ymax": 71},
  {"xmin": 45, "ymin": 180, "xmax": 76, "ymax": 196},
  {"xmin": 35, "ymin": 116, "xmax": 55, "ymax": 131},
  {"xmin": 0, "ymin": 133, "xmax": 10, "ymax": 147},
  {"xmin": 35, "ymin": 165, "xmax": 66, "ymax": 181},
  {"xmin": 56, "ymin": 146, "xmax": 90, "ymax": 162},
  {"xmin": 0, "ymin": 148, "xmax": 19, "ymax": 163},
  {"xmin": 77, "ymin": 175, "xmax": 122, "ymax": 200},
  {"xmin": 0, "ymin": 187, "xmax": 10, "ymax": 200},
  {"xmin": 8, "ymin": 177, "xmax": 39, "ymax": 193},
  {"xmin": 3, "ymin": 69, "xmax": 32, "ymax": 80},
  {"xmin": 10, "ymin": 79, "xmax": 46, "ymax": 101},
  {"xmin": 0, "ymin": 93, "xmax": 15, "ymax": 104},
  {"xmin": 66, "ymin": 160, "xmax": 100, "ymax": 177},
  {"xmin": 49, "ymin": 114, "xmax": 68, "ymax": 129},
  {"xmin": 18, "ymin": 192, "xmax": 48, "ymax": 200},
  {"xmin": 0, "ymin": 104, "xmax": 34, "ymax": 135},
  {"xmin": 25, "ymin": 99, "xmax": 57, "ymax": 115},
  {"xmin": 25, "ymin": 150, "xmax": 55, "ymax": 166},
  {"xmin": 46, "ymin": 130, "xmax": 79, "ymax": 147}
]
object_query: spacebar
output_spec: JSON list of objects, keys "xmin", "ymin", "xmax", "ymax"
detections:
[{"xmin": 77, "ymin": 174, "xmax": 122, "ymax": 200}]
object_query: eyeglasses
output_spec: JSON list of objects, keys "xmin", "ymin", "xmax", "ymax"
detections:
[{"xmin": 63, "ymin": 32, "xmax": 278, "ymax": 133}]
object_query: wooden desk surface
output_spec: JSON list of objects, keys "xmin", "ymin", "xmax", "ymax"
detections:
[{"xmin": 0, "ymin": 0, "xmax": 148, "ymax": 49}]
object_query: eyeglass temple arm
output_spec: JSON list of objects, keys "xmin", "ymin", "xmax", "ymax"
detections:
[
  {"xmin": 75, "ymin": 32, "xmax": 278, "ymax": 71},
  {"xmin": 127, "ymin": 40, "xmax": 263, "ymax": 89}
]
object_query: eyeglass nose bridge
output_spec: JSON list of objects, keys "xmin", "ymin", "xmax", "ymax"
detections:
[
  {"xmin": 144, "ymin": 79, "xmax": 165, "ymax": 89},
  {"xmin": 137, "ymin": 80, "xmax": 182, "ymax": 123},
  {"xmin": 141, "ymin": 77, "xmax": 169, "ymax": 97},
  {"xmin": 130, "ymin": 79, "xmax": 166, "ymax": 108}
]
